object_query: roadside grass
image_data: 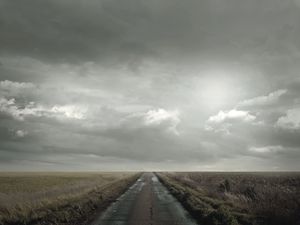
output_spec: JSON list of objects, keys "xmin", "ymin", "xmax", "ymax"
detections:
[
  {"xmin": 157, "ymin": 172, "xmax": 300, "ymax": 225},
  {"xmin": 0, "ymin": 172, "xmax": 140, "ymax": 225}
]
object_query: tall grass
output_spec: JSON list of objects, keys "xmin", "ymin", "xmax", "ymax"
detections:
[
  {"xmin": 0, "ymin": 172, "xmax": 139, "ymax": 225},
  {"xmin": 158, "ymin": 172, "xmax": 300, "ymax": 225}
]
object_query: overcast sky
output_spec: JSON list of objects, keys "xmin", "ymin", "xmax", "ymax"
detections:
[{"xmin": 1, "ymin": 0, "xmax": 300, "ymax": 171}]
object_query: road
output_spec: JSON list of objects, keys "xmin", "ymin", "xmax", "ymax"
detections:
[{"xmin": 90, "ymin": 173, "xmax": 198, "ymax": 225}]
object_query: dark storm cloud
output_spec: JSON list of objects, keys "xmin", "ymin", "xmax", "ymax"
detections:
[
  {"xmin": 1, "ymin": 0, "xmax": 300, "ymax": 171},
  {"xmin": 1, "ymin": 0, "xmax": 300, "ymax": 64},
  {"xmin": 0, "ymin": 0, "xmax": 157, "ymax": 64}
]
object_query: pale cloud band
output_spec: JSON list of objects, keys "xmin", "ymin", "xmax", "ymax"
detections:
[{"xmin": 276, "ymin": 108, "xmax": 300, "ymax": 130}]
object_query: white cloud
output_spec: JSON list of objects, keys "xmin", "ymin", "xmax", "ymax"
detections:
[
  {"xmin": 0, "ymin": 97, "xmax": 86, "ymax": 121},
  {"xmin": 276, "ymin": 108, "xmax": 300, "ymax": 129},
  {"xmin": 208, "ymin": 109, "xmax": 256, "ymax": 124},
  {"xmin": 239, "ymin": 89, "xmax": 287, "ymax": 107},
  {"xmin": 249, "ymin": 145, "xmax": 283, "ymax": 153},
  {"xmin": 144, "ymin": 108, "xmax": 181, "ymax": 135},
  {"xmin": 0, "ymin": 80, "xmax": 35, "ymax": 89},
  {"xmin": 205, "ymin": 109, "xmax": 256, "ymax": 134},
  {"xmin": 0, "ymin": 80, "xmax": 35, "ymax": 97},
  {"xmin": 15, "ymin": 130, "xmax": 28, "ymax": 138},
  {"xmin": 0, "ymin": 98, "xmax": 36, "ymax": 120},
  {"xmin": 50, "ymin": 105, "xmax": 87, "ymax": 120},
  {"xmin": 144, "ymin": 108, "xmax": 179, "ymax": 125},
  {"xmin": 122, "ymin": 108, "xmax": 181, "ymax": 135}
]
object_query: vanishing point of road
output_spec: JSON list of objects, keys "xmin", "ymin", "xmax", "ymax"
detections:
[{"xmin": 91, "ymin": 173, "xmax": 198, "ymax": 225}]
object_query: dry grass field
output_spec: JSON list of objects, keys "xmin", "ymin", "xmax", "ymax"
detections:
[
  {"xmin": 157, "ymin": 172, "xmax": 300, "ymax": 225},
  {"xmin": 0, "ymin": 172, "xmax": 140, "ymax": 225}
]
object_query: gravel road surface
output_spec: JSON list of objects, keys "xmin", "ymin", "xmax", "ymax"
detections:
[{"xmin": 91, "ymin": 172, "xmax": 197, "ymax": 225}]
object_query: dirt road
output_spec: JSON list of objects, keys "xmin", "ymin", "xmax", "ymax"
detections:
[{"xmin": 91, "ymin": 173, "xmax": 197, "ymax": 225}]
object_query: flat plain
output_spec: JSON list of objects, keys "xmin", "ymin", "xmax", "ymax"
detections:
[
  {"xmin": 1, "ymin": 172, "xmax": 300, "ymax": 225},
  {"xmin": 157, "ymin": 172, "xmax": 300, "ymax": 225},
  {"xmin": 0, "ymin": 172, "xmax": 139, "ymax": 225}
]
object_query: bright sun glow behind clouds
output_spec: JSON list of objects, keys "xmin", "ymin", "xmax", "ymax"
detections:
[
  {"xmin": 195, "ymin": 69, "xmax": 241, "ymax": 110},
  {"xmin": 201, "ymin": 81, "xmax": 231, "ymax": 103}
]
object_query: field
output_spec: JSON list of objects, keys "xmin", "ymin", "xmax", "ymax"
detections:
[
  {"xmin": 0, "ymin": 172, "xmax": 139, "ymax": 225},
  {"xmin": 157, "ymin": 172, "xmax": 300, "ymax": 225}
]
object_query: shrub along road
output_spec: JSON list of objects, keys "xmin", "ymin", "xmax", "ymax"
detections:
[{"xmin": 91, "ymin": 172, "xmax": 197, "ymax": 225}]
